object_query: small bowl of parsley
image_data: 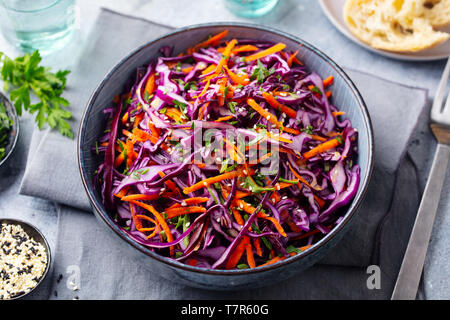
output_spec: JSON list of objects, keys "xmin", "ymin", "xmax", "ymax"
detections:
[{"xmin": 0, "ymin": 92, "xmax": 19, "ymax": 167}]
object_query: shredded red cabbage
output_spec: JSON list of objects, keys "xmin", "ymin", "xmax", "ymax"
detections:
[{"xmin": 94, "ymin": 31, "xmax": 360, "ymax": 270}]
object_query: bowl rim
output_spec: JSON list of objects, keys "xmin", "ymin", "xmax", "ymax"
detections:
[
  {"xmin": 78, "ymin": 22, "xmax": 374, "ymax": 275},
  {"xmin": 0, "ymin": 92, "xmax": 20, "ymax": 168},
  {"xmin": 0, "ymin": 218, "xmax": 52, "ymax": 300}
]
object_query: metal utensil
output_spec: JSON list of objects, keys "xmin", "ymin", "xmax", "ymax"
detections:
[{"xmin": 391, "ymin": 57, "xmax": 450, "ymax": 300}]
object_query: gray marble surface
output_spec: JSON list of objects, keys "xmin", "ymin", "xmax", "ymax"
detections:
[{"xmin": 0, "ymin": 0, "xmax": 449, "ymax": 299}]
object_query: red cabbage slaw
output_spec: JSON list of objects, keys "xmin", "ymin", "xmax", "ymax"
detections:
[{"xmin": 93, "ymin": 30, "xmax": 360, "ymax": 270}]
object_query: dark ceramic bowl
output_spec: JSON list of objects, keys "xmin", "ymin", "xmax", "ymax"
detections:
[
  {"xmin": 0, "ymin": 92, "xmax": 19, "ymax": 168},
  {"xmin": 78, "ymin": 23, "xmax": 374, "ymax": 290},
  {"xmin": 0, "ymin": 218, "xmax": 51, "ymax": 300}
]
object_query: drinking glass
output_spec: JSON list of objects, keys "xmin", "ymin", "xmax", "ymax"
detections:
[
  {"xmin": 224, "ymin": 0, "xmax": 279, "ymax": 18},
  {"xmin": 0, "ymin": 0, "xmax": 76, "ymax": 54}
]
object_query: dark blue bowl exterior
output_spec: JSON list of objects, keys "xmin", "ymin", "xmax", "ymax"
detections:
[{"xmin": 78, "ymin": 23, "xmax": 374, "ymax": 291}]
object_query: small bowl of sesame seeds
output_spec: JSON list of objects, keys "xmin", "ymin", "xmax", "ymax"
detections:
[{"xmin": 0, "ymin": 219, "xmax": 51, "ymax": 300}]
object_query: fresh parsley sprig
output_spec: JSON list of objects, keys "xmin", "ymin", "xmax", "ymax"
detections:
[{"xmin": 0, "ymin": 50, "xmax": 73, "ymax": 138}]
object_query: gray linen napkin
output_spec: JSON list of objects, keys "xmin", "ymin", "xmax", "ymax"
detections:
[{"xmin": 20, "ymin": 9, "xmax": 429, "ymax": 299}]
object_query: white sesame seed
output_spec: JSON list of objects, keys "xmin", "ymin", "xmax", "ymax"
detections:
[
  {"xmin": 203, "ymin": 182, "xmax": 208, "ymax": 186},
  {"xmin": 181, "ymin": 201, "xmax": 187, "ymax": 207}
]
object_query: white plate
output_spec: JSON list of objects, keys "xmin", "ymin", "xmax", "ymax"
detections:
[{"xmin": 318, "ymin": 0, "xmax": 450, "ymax": 61}]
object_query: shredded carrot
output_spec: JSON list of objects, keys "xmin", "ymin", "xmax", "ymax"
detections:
[
  {"xmin": 164, "ymin": 206, "xmax": 207, "ymax": 219},
  {"xmin": 326, "ymin": 91, "xmax": 332, "ymax": 98},
  {"xmin": 215, "ymin": 39, "xmax": 238, "ymax": 74},
  {"xmin": 182, "ymin": 66, "xmax": 194, "ymax": 73},
  {"xmin": 253, "ymin": 238, "xmax": 263, "ymax": 257},
  {"xmin": 225, "ymin": 237, "xmax": 247, "ymax": 269},
  {"xmin": 287, "ymin": 162, "xmax": 313, "ymax": 189},
  {"xmin": 259, "ymin": 256, "xmax": 284, "ymax": 267},
  {"xmin": 287, "ymin": 50, "xmax": 299, "ymax": 67},
  {"xmin": 157, "ymin": 171, "xmax": 180, "ymax": 195},
  {"xmin": 303, "ymin": 136, "xmax": 343, "ymax": 160},
  {"xmin": 188, "ymin": 30, "xmax": 228, "ymax": 54},
  {"xmin": 247, "ymin": 98, "xmax": 282, "ymax": 128},
  {"xmin": 121, "ymin": 112, "xmax": 129, "ymax": 124},
  {"xmin": 215, "ymin": 115, "xmax": 234, "ymax": 122},
  {"xmin": 133, "ymin": 113, "xmax": 144, "ymax": 128},
  {"xmin": 232, "ymin": 44, "xmax": 259, "ymax": 54},
  {"xmin": 130, "ymin": 200, "xmax": 174, "ymax": 256},
  {"xmin": 167, "ymin": 197, "xmax": 209, "ymax": 209},
  {"xmin": 244, "ymin": 43, "xmax": 287, "ymax": 62},
  {"xmin": 231, "ymin": 208, "xmax": 245, "ymax": 226},
  {"xmin": 310, "ymin": 134, "xmax": 327, "ymax": 142},
  {"xmin": 183, "ymin": 169, "xmax": 248, "ymax": 194},
  {"xmin": 197, "ymin": 102, "xmax": 210, "ymax": 120},
  {"xmin": 113, "ymin": 186, "xmax": 129, "ymax": 199},
  {"xmin": 323, "ymin": 75, "xmax": 334, "ymax": 87},
  {"xmin": 314, "ymin": 194, "xmax": 326, "ymax": 208},
  {"xmin": 121, "ymin": 194, "xmax": 159, "ymax": 201},
  {"xmin": 258, "ymin": 211, "xmax": 287, "ymax": 237},
  {"xmin": 234, "ymin": 199, "xmax": 287, "ymax": 237},
  {"xmin": 332, "ymin": 111, "xmax": 345, "ymax": 117},
  {"xmin": 245, "ymin": 237, "xmax": 256, "ymax": 268},
  {"xmin": 129, "ymin": 203, "xmax": 143, "ymax": 230},
  {"xmin": 262, "ymin": 92, "xmax": 297, "ymax": 118},
  {"xmin": 201, "ymin": 64, "xmax": 217, "ymax": 75},
  {"xmin": 217, "ymin": 77, "xmax": 227, "ymax": 106},
  {"xmin": 224, "ymin": 66, "xmax": 249, "ymax": 86},
  {"xmin": 144, "ymin": 73, "xmax": 156, "ymax": 95}
]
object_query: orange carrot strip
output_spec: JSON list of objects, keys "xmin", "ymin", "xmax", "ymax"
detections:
[
  {"xmin": 164, "ymin": 206, "xmax": 207, "ymax": 219},
  {"xmin": 303, "ymin": 136, "xmax": 343, "ymax": 160},
  {"xmin": 145, "ymin": 73, "xmax": 156, "ymax": 95},
  {"xmin": 130, "ymin": 200, "xmax": 174, "ymax": 256},
  {"xmin": 287, "ymin": 50, "xmax": 299, "ymax": 67},
  {"xmin": 287, "ymin": 162, "xmax": 313, "ymax": 188},
  {"xmin": 215, "ymin": 39, "xmax": 238, "ymax": 74},
  {"xmin": 224, "ymin": 66, "xmax": 250, "ymax": 86},
  {"xmin": 326, "ymin": 91, "xmax": 332, "ymax": 98},
  {"xmin": 183, "ymin": 169, "xmax": 247, "ymax": 194},
  {"xmin": 215, "ymin": 115, "xmax": 234, "ymax": 122},
  {"xmin": 262, "ymin": 92, "xmax": 297, "ymax": 118},
  {"xmin": 310, "ymin": 134, "xmax": 327, "ymax": 142},
  {"xmin": 188, "ymin": 30, "xmax": 229, "ymax": 54},
  {"xmin": 259, "ymin": 256, "xmax": 284, "ymax": 267},
  {"xmin": 113, "ymin": 186, "xmax": 129, "ymax": 199},
  {"xmin": 232, "ymin": 44, "xmax": 259, "ymax": 54},
  {"xmin": 121, "ymin": 194, "xmax": 159, "ymax": 201},
  {"xmin": 244, "ymin": 43, "xmax": 286, "ymax": 62},
  {"xmin": 225, "ymin": 237, "xmax": 247, "ymax": 269},
  {"xmin": 247, "ymin": 98, "xmax": 283, "ymax": 129},
  {"xmin": 133, "ymin": 113, "xmax": 144, "ymax": 128},
  {"xmin": 167, "ymin": 197, "xmax": 209, "ymax": 209},
  {"xmin": 235, "ymin": 199, "xmax": 287, "ymax": 237},
  {"xmin": 135, "ymin": 214, "xmax": 157, "ymax": 225},
  {"xmin": 253, "ymin": 238, "xmax": 263, "ymax": 257},
  {"xmin": 129, "ymin": 203, "xmax": 143, "ymax": 230},
  {"xmin": 332, "ymin": 111, "xmax": 345, "ymax": 117},
  {"xmin": 182, "ymin": 66, "xmax": 194, "ymax": 73},
  {"xmin": 121, "ymin": 112, "xmax": 129, "ymax": 124},
  {"xmin": 258, "ymin": 211, "xmax": 287, "ymax": 237},
  {"xmin": 323, "ymin": 76, "xmax": 334, "ymax": 87},
  {"xmin": 231, "ymin": 208, "xmax": 245, "ymax": 226},
  {"xmin": 245, "ymin": 237, "xmax": 256, "ymax": 268},
  {"xmin": 201, "ymin": 64, "xmax": 217, "ymax": 75}
]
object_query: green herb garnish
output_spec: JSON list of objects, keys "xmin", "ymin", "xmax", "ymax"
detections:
[
  {"xmin": 250, "ymin": 59, "xmax": 270, "ymax": 84},
  {"xmin": 0, "ymin": 50, "xmax": 73, "ymax": 138}
]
